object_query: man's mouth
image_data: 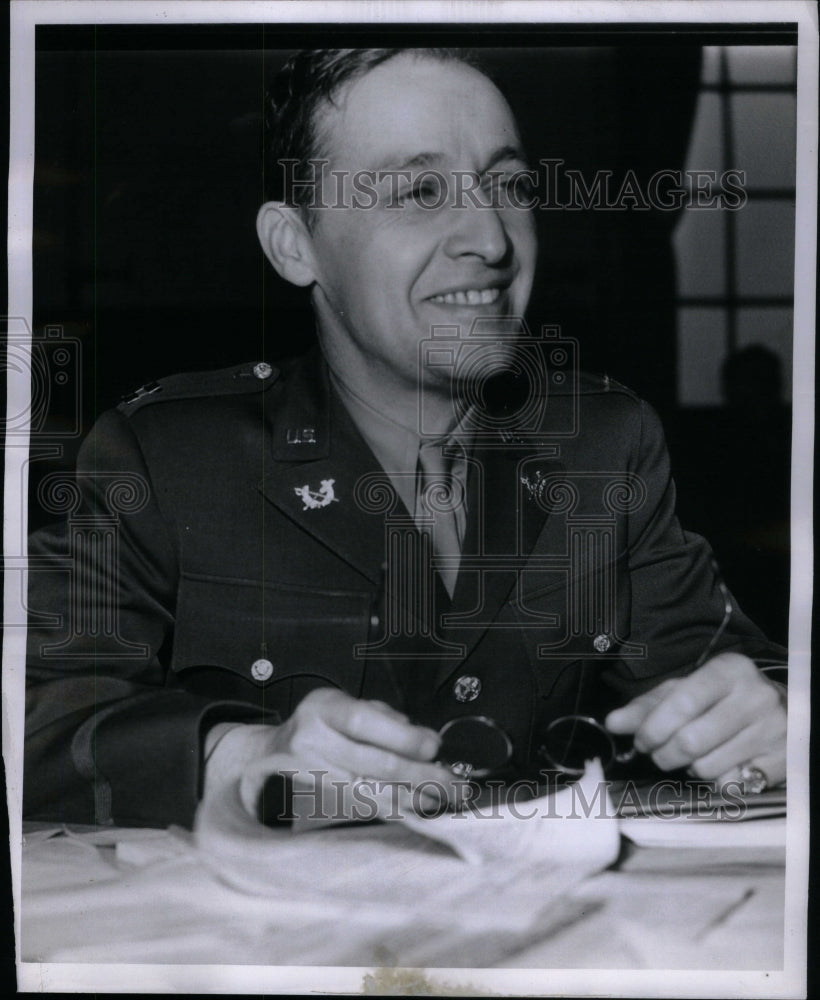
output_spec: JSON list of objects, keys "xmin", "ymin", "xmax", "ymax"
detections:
[{"xmin": 428, "ymin": 287, "xmax": 502, "ymax": 306}]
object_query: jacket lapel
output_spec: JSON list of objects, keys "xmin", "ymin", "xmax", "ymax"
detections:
[
  {"xmin": 436, "ymin": 438, "xmax": 565, "ymax": 686},
  {"xmin": 258, "ymin": 351, "xmax": 392, "ymax": 586}
]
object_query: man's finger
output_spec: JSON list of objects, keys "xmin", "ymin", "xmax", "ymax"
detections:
[
  {"xmin": 631, "ymin": 654, "xmax": 780, "ymax": 754},
  {"xmin": 715, "ymin": 748, "xmax": 787, "ymax": 794},
  {"xmin": 307, "ymin": 689, "xmax": 440, "ymax": 760},
  {"xmin": 644, "ymin": 696, "xmax": 752, "ymax": 771},
  {"xmin": 302, "ymin": 723, "xmax": 453, "ymax": 788},
  {"xmin": 342, "ymin": 701, "xmax": 440, "ymax": 760},
  {"xmin": 627, "ymin": 669, "xmax": 736, "ymax": 753},
  {"xmin": 693, "ymin": 715, "xmax": 787, "ymax": 783},
  {"xmin": 605, "ymin": 680, "xmax": 677, "ymax": 734},
  {"xmin": 369, "ymin": 700, "xmax": 411, "ymax": 722}
]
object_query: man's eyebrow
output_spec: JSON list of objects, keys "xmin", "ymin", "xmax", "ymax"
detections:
[
  {"xmin": 373, "ymin": 145, "xmax": 530, "ymax": 176},
  {"xmin": 373, "ymin": 151, "xmax": 446, "ymax": 174},
  {"xmin": 479, "ymin": 144, "xmax": 531, "ymax": 174}
]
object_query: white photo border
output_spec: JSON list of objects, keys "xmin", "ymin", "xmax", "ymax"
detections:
[{"xmin": 6, "ymin": 1, "xmax": 817, "ymax": 996}]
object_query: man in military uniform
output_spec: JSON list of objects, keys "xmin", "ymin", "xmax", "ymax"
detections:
[{"xmin": 24, "ymin": 48, "xmax": 786, "ymax": 829}]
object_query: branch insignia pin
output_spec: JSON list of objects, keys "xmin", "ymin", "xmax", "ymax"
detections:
[
  {"xmin": 520, "ymin": 469, "xmax": 547, "ymax": 501},
  {"xmin": 294, "ymin": 478, "xmax": 339, "ymax": 510}
]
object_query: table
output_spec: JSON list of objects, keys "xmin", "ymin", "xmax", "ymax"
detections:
[{"xmin": 19, "ymin": 816, "xmax": 785, "ymax": 972}]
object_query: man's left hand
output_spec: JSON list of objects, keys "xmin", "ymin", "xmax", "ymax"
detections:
[{"xmin": 605, "ymin": 653, "xmax": 786, "ymax": 789}]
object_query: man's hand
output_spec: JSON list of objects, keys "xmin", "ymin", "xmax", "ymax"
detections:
[
  {"xmin": 204, "ymin": 687, "xmax": 460, "ymax": 816},
  {"xmin": 605, "ymin": 653, "xmax": 786, "ymax": 789}
]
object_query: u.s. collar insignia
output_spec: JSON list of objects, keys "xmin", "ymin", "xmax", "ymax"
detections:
[
  {"xmin": 294, "ymin": 478, "xmax": 339, "ymax": 510},
  {"xmin": 520, "ymin": 470, "xmax": 547, "ymax": 500}
]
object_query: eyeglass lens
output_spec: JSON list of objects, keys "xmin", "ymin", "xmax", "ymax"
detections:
[
  {"xmin": 538, "ymin": 715, "xmax": 637, "ymax": 776},
  {"xmin": 437, "ymin": 716, "xmax": 514, "ymax": 778}
]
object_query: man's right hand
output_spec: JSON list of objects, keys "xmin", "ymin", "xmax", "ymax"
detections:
[{"xmin": 203, "ymin": 687, "xmax": 459, "ymax": 818}]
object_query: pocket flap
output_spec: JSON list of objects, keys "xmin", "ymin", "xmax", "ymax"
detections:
[{"xmin": 171, "ymin": 573, "xmax": 372, "ymax": 692}]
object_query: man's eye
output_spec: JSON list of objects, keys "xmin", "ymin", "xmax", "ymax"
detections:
[
  {"xmin": 398, "ymin": 180, "xmax": 444, "ymax": 205},
  {"xmin": 512, "ymin": 175, "xmax": 536, "ymax": 199},
  {"xmin": 485, "ymin": 173, "xmax": 535, "ymax": 202}
]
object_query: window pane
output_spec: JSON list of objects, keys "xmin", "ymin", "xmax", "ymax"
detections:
[
  {"xmin": 726, "ymin": 45, "xmax": 797, "ymax": 85},
  {"xmin": 673, "ymin": 206, "xmax": 726, "ymax": 297},
  {"xmin": 736, "ymin": 307, "xmax": 794, "ymax": 402},
  {"xmin": 700, "ymin": 46, "xmax": 723, "ymax": 85},
  {"xmin": 731, "ymin": 93, "xmax": 796, "ymax": 189},
  {"xmin": 682, "ymin": 92, "xmax": 724, "ymax": 175},
  {"xmin": 677, "ymin": 308, "xmax": 727, "ymax": 406},
  {"xmin": 735, "ymin": 200, "xmax": 795, "ymax": 297}
]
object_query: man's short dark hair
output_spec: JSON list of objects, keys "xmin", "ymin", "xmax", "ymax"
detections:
[{"xmin": 263, "ymin": 48, "xmax": 480, "ymax": 214}]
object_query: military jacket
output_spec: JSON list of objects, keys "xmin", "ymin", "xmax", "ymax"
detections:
[{"xmin": 24, "ymin": 348, "xmax": 781, "ymax": 828}]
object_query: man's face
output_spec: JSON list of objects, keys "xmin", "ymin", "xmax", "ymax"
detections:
[{"xmin": 303, "ymin": 54, "xmax": 538, "ymax": 403}]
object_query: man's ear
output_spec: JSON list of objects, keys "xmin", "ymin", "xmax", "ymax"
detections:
[{"xmin": 256, "ymin": 202, "xmax": 317, "ymax": 287}]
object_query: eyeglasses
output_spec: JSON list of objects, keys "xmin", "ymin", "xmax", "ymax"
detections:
[
  {"xmin": 436, "ymin": 712, "xmax": 636, "ymax": 779},
  {"xmin": 436, "ymin": 563, "xmax": 766, "ymax": 780}
]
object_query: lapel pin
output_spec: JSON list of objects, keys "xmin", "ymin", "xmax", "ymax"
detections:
[{"xmin": 294, "ymin": 478, "xmax": 339, "ymax": 510}]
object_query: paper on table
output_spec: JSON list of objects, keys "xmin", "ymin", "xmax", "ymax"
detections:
[
  {"xmin": 613, "ymin": 780, "xmax": 787, "ymax": 849},
  {"xmin": 193, "ymin": 755, "xmax": 621, "ymax": 935},
  {"xmin": 619, "ymin": 814, "xmax": 787, "ymax": 849},
  {"xmin": 399, "ymin": 759, "xmax": 620, "ymax": 866},
  {"xmin": 22, "ymin": 820, "xmax": 604, "ymax": 965}
]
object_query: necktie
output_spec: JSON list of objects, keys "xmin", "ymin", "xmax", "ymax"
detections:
[{"xmin": 415, "ymin": 440, "xmax": 465, "ymax": 598}]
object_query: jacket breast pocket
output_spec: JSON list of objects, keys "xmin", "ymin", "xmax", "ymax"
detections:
[{"xmin": 171, "ymin": 573, "xmax": 372, "ymax": 697}]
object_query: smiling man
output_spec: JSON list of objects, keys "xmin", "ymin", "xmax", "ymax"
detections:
[
  {"xmin": 24, "ymin": 48, "xmax": 787, "ymax": 829},
  {"xmin": 259, "ymin": 51, "xmax": 537, "ymax": 437}
]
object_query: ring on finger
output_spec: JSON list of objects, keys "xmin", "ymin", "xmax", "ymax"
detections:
[{"xmin": 738, "ymin": 763, "xmax": 769, "ymax": 795}]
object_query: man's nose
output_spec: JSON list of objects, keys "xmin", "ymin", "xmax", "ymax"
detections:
[{"xmin": 442, "ymin": 200, "xmax": 510, "ymax": 265}]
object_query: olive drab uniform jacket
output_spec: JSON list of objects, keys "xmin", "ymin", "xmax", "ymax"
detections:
[{"xmin": 24, "ymin": 346, "xmax": 783, "ymax": 828}]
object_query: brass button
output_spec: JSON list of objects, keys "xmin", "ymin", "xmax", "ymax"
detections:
[
  {"xmin": 593, "ymin": 634, "xmax": 612, "ymax": 653},
  {"xmin": 453, "ymin": 675, "xmax": 481, "ymax": 703},
  {"xmin": 251, "ymin": 658, "xmax": 274, "ymax": 682},
  {"xmin": 253, "ymin": 362, "xmax": 273, "ymax": 380}
]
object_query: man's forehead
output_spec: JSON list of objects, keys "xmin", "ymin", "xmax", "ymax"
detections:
[{"xmin": 315, "ymin": 54, "xmax": 524, "ymax": 170}]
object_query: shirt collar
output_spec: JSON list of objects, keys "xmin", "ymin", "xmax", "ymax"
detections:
[{"xmin": 329, "ymin": 368, "xmax": 422, "ymax": 477}]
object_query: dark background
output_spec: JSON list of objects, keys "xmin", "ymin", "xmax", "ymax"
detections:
[{"xmin": 29, "ymin": 24, "xmax": 793, "ymax": 644}]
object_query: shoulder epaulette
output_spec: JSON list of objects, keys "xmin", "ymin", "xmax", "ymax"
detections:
[
  {"xmin": 118, "ymin": 361, "xmax": 280, "ymax": 413},
  {"xmin": 574, "ymin": 371, "xmax": 641, "ymax": 398}
]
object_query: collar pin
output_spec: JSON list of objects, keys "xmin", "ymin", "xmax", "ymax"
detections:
[
  {"xmin": 294, "ymin": 478, "xmax": 338, "ymax": 510},
  {"xmin": 287, "ymin": 427, "xmax": 317, "ymax": 445}
]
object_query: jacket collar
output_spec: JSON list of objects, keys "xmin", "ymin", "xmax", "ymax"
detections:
[{"xmin": 260, "ymin": 347, "xmax": 389, "ymax": 586}]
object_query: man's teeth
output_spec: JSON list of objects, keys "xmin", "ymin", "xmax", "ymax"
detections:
[{"xmin": 430, "ymin": 288, "xmax": 501, "ymax": 306}]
